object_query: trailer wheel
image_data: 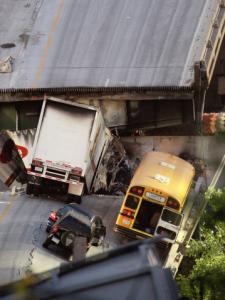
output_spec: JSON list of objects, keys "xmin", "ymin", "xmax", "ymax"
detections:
[
  {"xmin": 26, "ymin": 183, "xmax": 33, "ymax": 195},
  {"xmin": 33, "ymin": 185, "xmax": 40, "ymax": 196}
]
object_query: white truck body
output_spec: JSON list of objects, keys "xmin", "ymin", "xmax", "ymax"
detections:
[{"xmin": 27, "ymin": 96, "xmax": 112, "ymax": 198}]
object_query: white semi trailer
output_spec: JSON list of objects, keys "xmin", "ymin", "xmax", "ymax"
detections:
[{"xmin": 26, "ymin": 96, "xmax": 113, "ymax": 202}]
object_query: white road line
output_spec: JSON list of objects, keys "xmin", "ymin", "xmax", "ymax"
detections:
[{"xmin": 0, "ymin": 201, "xmax": 10, "ymax": 204}]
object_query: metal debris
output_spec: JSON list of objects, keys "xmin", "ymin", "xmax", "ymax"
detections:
[
  {"xmin": 92, "ymin": 137, "xmax": 126, "ymax": 194},
  {"xmin": 92, "ymin": 137, "xmax": 140, "ymax": 195},
  {"xmin": 0, "ymin": 56, "xmax": 14, "ymax": 73}
]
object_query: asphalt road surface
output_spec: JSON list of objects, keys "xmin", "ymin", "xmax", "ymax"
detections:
[
  {"xmin": 0, "ymin": 191, "xmax": 126, "ymax": 286},
  {"xmin": 0, "ymin": 191, "xmax": 63, "ymax": 285}
]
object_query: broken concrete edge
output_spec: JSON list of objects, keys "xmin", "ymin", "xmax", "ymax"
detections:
[{"xmin": 0, "ymin": 56, "xmax": 14, "ymax": 73}]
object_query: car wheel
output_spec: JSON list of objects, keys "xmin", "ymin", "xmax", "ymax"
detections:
[{"xmin": 33, "ymin": 185, "xmax": 41, "ymax": 196}]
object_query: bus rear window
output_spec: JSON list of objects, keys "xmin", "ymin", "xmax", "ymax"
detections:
[
  {"xmin": 125, "ymin": 195, "xmax": 139, "ymax": 210},
  {"xmin": 161, "ymin": 209, "xmax": 182, "ymax": 226}
]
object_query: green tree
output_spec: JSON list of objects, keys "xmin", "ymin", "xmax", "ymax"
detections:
[{"xmin": 177, "ymin": 188, "xmax": 225, "ymax": 300}]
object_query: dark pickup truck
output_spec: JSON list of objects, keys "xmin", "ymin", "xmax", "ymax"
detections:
[{"xmin": 43, "ymin": 204, "xmax": 106, "ymax": 260}]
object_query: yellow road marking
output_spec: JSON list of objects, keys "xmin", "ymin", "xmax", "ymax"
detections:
[
  {"xmin": 32, "ymin": 0, "xmax": 65, "ymax": 88},
  {"xmin": 0, "ymin": 194, "xmax": 16, "ymax": 224}
]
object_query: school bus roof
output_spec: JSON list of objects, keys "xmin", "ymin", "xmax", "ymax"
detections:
[{"xmin": 130, "ymin": 152, "xmax": 195, "ymax": 208}]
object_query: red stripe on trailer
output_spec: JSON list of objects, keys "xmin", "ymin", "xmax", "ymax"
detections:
[{"xmin": 16, "ymin": 145, "xmax": 28, "ymax": 159}]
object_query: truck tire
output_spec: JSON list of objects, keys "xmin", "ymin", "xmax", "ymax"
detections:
[
  {"xmin": 26, "ymin": 183, "xmax": 33, "ymax": 195},
  {"xmin": 33, "ymin": 185, "xmax": 41, "ymax": 196}
]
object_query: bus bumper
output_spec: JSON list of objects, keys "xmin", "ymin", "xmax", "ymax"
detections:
[{"xmin": 114, "ymin": 224, "xmax": 151, "ymax": 240}]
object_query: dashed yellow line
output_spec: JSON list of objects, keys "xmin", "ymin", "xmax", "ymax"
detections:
[{"xmin": 32, "ymin": 0, "xmax": 65, "ymax": 88}]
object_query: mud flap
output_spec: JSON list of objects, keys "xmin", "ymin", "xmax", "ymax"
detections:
[{"xmin": 68, "ymin": 181, "xmax": 84, "ymax": 196}]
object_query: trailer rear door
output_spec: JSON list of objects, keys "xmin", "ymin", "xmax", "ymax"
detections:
[{"xmin": 34, "ymin": 101, "xmax": 95, "ymax": 172}]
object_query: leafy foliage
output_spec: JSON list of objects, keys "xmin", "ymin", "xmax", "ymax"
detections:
[{"xmin": 177, "ymin": 188, "xmax": 225, "ymax": 300}]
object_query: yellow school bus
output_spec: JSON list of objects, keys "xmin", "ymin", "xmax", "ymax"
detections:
[{"xmin": 115, "ymin": 151, "xmax": 195, "ymax": 243}]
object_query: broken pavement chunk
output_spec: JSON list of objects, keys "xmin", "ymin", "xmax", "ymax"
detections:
[{"xmin": 0, "ymin": 56, "xmax": 14, "ymax": 73}]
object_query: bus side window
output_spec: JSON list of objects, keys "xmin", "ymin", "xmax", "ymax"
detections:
[{"xmin": 125, "ymin": 195, "xmax": 139, "ymax": 210}]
